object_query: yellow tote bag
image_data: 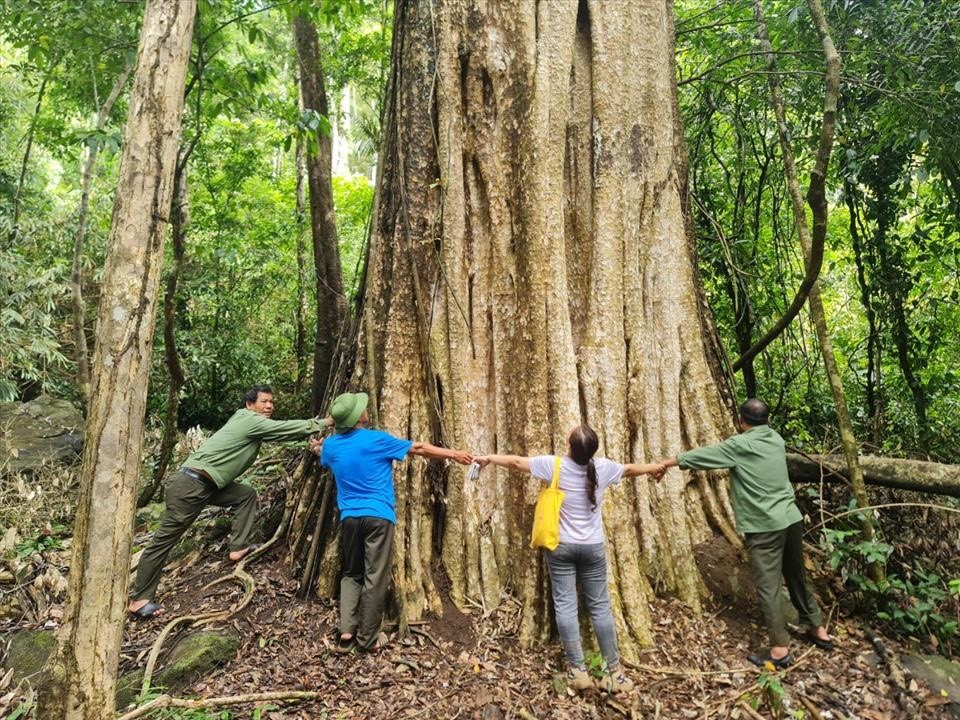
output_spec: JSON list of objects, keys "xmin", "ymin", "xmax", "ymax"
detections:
[{"xmin": 530, "ymin": 456, "xmax": 564, "ymax": 550}]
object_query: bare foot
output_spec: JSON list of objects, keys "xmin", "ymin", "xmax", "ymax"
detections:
[
  {"xmin": 228, "ymin": 546, "xmax": 255, "ymax": 562},
  {"xmin": 811, "ymin": 626, "xmax": 833, "ymax": 642},
  {"xmin": 770, "ymin": 645, "xmax": 791, "ymax": 661},
  {"xmin": 128, "ymin": 599, "xmax": 162, "ymax": 618},
  {"xmin": 128, "ymin": 598, "xmax": 150, "ymax": 613}
]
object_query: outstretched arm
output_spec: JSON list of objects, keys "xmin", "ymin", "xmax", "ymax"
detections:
[
  {"xmin": 474, "ymin": 454, "xmax": 531, "ymax": 473},
  {"xmin": 622, "ymin": 462, "xmax": 667, "ymax": 479},
  {"xmin": 409, "ymin": 441, "xmax": 473, "ymax": 465}
]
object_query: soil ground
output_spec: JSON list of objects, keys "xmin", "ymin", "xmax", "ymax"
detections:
[{"xmin": 114, "ymin": 536, "xmax": 958, "ymax": 720}]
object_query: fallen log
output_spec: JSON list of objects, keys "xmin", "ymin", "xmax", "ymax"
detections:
[{"xmin": 787, "ymin": 453, "xmax": 960, "ymax": 498}]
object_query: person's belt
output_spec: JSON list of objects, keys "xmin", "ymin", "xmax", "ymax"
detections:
[{"xmin": 181, "ymin": 467, "xmax": 217, "ymax": 490}]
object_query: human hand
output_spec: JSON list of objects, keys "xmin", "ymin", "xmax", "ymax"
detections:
[
  {"xmin": 650, "ymin": 463, "xmax": 667, "ymax": 481},
  {"xmin": 308, "ymin": 437, "xmax": 324, "ymax": 456},
  {"xmin": 474, "ymin": 456, "xmax": 491, "ymax": 469},
  {"xmin": 450, "ymin": 449, "xmax": 473, "ymax": 466}
]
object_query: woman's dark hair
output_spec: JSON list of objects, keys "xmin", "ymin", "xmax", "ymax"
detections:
[
  {"xmin": 243, "ymin": 384, "xmax": 272, "ymax": 406},
  {"xmin": 568, "ymin": 424, "xmax": 600, "ymax": 510}
]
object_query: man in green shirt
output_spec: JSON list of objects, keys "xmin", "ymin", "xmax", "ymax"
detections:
[
  {"xmin": 660, "ymin": 399, "xmax": 833, "ymax": 668},
  {"xmin": 128, "ymin": 385, "xmax": 329, "ymax": 618}
]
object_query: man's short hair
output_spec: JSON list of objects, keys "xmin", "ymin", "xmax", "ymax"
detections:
[
  {"xmin": 739, "ymin": 398, "xmax": 769, "ymax": 426},
  {"xmin": 243, "ymin": 384, "xmax": 272, "ymax": 406}
]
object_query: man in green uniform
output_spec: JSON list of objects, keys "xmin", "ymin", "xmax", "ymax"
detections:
[
  {"xmin": 659, "ymin": 399, "xmax": 833, "ymax": 668},
  {"xmin": 128, "ymin": 385, "xmax": 329, "ymax": 618}
]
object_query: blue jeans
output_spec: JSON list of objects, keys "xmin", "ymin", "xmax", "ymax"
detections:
[{"xmin": 546, "ymin": 542, "xmax": 620, "ymax": 670}]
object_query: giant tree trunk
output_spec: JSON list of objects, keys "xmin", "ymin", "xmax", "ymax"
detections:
[
  {"xmin": 70, "ymin": 63, "xmax": 133, "ymax": 405},
  {"xmin": 293, "ymin": 15, "xmax": 347, "ymax": 414},
  {"xmin": 37, "ymin": 2, "xmax": 195, "ymax": 717},
  {"xmin": 298, "ymin": 0, "xmax": 740, "ymax": 658}
]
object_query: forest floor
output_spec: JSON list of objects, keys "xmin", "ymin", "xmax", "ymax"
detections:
[{"xmin": 109, "ymin": 535, "xmax": 959, "ymax": 720}]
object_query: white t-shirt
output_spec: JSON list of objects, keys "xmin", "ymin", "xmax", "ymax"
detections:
[{"xmin": 529, "ymin": 455, "xmax": 625, "ymax": 545}]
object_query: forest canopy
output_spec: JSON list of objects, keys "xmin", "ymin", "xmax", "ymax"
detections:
[{"xmin": 1, "ymin": 0, "xmax": 957, "ymax": 460}]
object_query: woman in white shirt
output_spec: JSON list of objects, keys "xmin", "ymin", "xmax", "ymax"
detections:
[{"xmin": 476, "ymin": 424, "xmax": 663, "ymax": 693}]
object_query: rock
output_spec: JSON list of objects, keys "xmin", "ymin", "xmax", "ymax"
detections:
[
  {"xmin": 116, "ymin": 629, "xmax": 240, "ymax": 709},
  {"xmin": 480, "ymin": 703, "xmax": 504, "ymax": 720},
  {"xmin": 0, "ymin": 396, "xmax": 83, "ymax": 475},
  {"xmin": 1, "ymin": 629, "xmax": 55, "ymax": 683},
  {"xmin": 903, "ymin": 653, "xmax": 960, "ymax": 718}
]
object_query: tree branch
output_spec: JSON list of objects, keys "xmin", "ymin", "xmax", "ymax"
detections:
[
  {"xmin": 118, "ymin": 690, "xmax": 319, "ymax": 720},
  {"xmin": 731, "ymin": 0, "xmax": 840, "ymax": 371}
]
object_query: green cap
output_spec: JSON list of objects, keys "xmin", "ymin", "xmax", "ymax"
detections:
[{"xmin": 330, "ymin": 392, "xmax": 369, "ymax": 429}]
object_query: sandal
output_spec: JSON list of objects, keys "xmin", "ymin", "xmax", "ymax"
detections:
[
  {"xmin": 747, "ymin": 650, "xmax": 794, "ymax": 670},
  {"xmin": 128, "ymin": 601, "xmax": 161, "ymax": 620},
  {"xmin": 358, "ymin": 631, "xmax": 388, "ymax": 654},
  {"xmin": 335, "ymin": 634, "xmax": 356, "ymax": 653},
  {"xmin": 806, "ymin": 630, "xmax": 834, "ymax": 651}
]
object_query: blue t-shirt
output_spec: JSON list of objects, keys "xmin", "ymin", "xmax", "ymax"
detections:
[{"xmin": 319, "ymin": 428, "xmax": 413, "ymax": 523}]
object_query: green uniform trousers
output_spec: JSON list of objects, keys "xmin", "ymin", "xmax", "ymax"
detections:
[
  {"xmin": 130, "ymin": 470, "xmax": 258, "ymax": 602},
  {"xmin": 744, "ymin": 520, "xmax": 823, "ymax": 647},
  {"xmin": 339, "ymin": 516, "xmax": 394, "ymax": 649}
]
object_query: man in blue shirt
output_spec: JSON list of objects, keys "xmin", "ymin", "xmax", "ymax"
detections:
[{"xmin": 311, "ymin": 392, "xmax": 473, "ymax": 652}]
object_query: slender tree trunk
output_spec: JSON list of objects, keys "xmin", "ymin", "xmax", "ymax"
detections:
[
  {"xmin": 37, "ymin": 2, "xmax": 195, "ymax": 717},
  {"xmin": 294, "ymin": 133, "xmax": 310, "ymax": 394},
  {"xmin": 139, "ymin": 153, "xmax": 189, "ymax": 507},
  {"xmin": 753, "ymin": 0, "xmax": 883, "ymax": 581},
  {"xmin": 292, "ymin": 0, "xmax": 740, "ymax": 658},
  {"xmin": 10, "ymin": 74, "xmax": 49, "ymax": 240},
  {"xmin": 844, "ymin": 183, "xmax": 882, "ymax": 445},
  {"xmin": 883, "ymin": 261, "xmax": 929, "ymax": 452},
  {"xmin": 293, "ymin": 15, "xmax": 346, "ymax": 414},
  {"xmin": 70, "ymin": 63, "xmax": 134, "ymax": 405}
]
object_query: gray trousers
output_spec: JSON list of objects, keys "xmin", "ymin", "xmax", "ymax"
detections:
[
  {"xmin": 339, "ymin": 516, "xmax": 395, "ymax": 649},
  {"xmin": 130, "ymin": 471, "xmax": 258, "ymax": 602},
  {"xmin": 744, "ymin": 520, "xmax": 823, "ymax": 646},
  {"xmin": 546, "ymin": 542, "xmax": 620, "ymax": 670}
]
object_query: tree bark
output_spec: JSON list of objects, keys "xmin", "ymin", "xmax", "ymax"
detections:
[
  {"xmin": 293, "ymin": 0, "xmax": 740, "ymax": 658},
  {"xmin": 752, "ymin": 0, "xmax": 883, "ymax": 581},
  {"xmin": 36, "ymin": 2, "xmax": 195, "ymax": 718},
  {"xmin": 293, "ymin": 15, "xmax": 346, "ymax": 415},
  {"xmin": 787, "ymin": 453, "xmax": 960, "ymax": 498},
  {"xmin": 844, "ymin": 182, "xmax": 882, "ymax": 445},
  {"xmin": 294, "ymin": 134, "xmax": 309, "ymax": 394},
  {"xmin": 139, "ymin": 151, "xmax": 189, "ymax": 507},
  {"xmin": 70, "ymin": 63, "xmax": 134, "ymax": 405}
]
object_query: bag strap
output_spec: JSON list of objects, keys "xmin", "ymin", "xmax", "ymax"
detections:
[{"xmin": 550, "ymin": 456, "xmax": 562, "ymax": 490}]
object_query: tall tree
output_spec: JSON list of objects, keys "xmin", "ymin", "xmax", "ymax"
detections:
[
  {"xmin": 293, "ymin": 14, "xmax": 347, "ymax": 414},
  {"xmin": 70, "ymin": 62, "xmax": 134, "ymax": 403},
  {"xmin": 751, "ymin": 0, "xmax": 882, "ymax": 580},
  {"xmin": 37, "ymin": 1, "xmax": 196, "ymax": 717},
  {"xmin": 140, "ymin": 148, "xmax": 190, "ymax": 507},
  {"xmin": 294, "ymin": 0, "xmax": 741, "ymax": 656}
]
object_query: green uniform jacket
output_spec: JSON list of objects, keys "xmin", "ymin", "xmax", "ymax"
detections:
[
  {"xmin": 184, "ymin": 409, "xmax": 324, "ymax": 488},
  {"xmin": 678, "ymin": 424, "xmax": 802, "ymax": 534}
]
